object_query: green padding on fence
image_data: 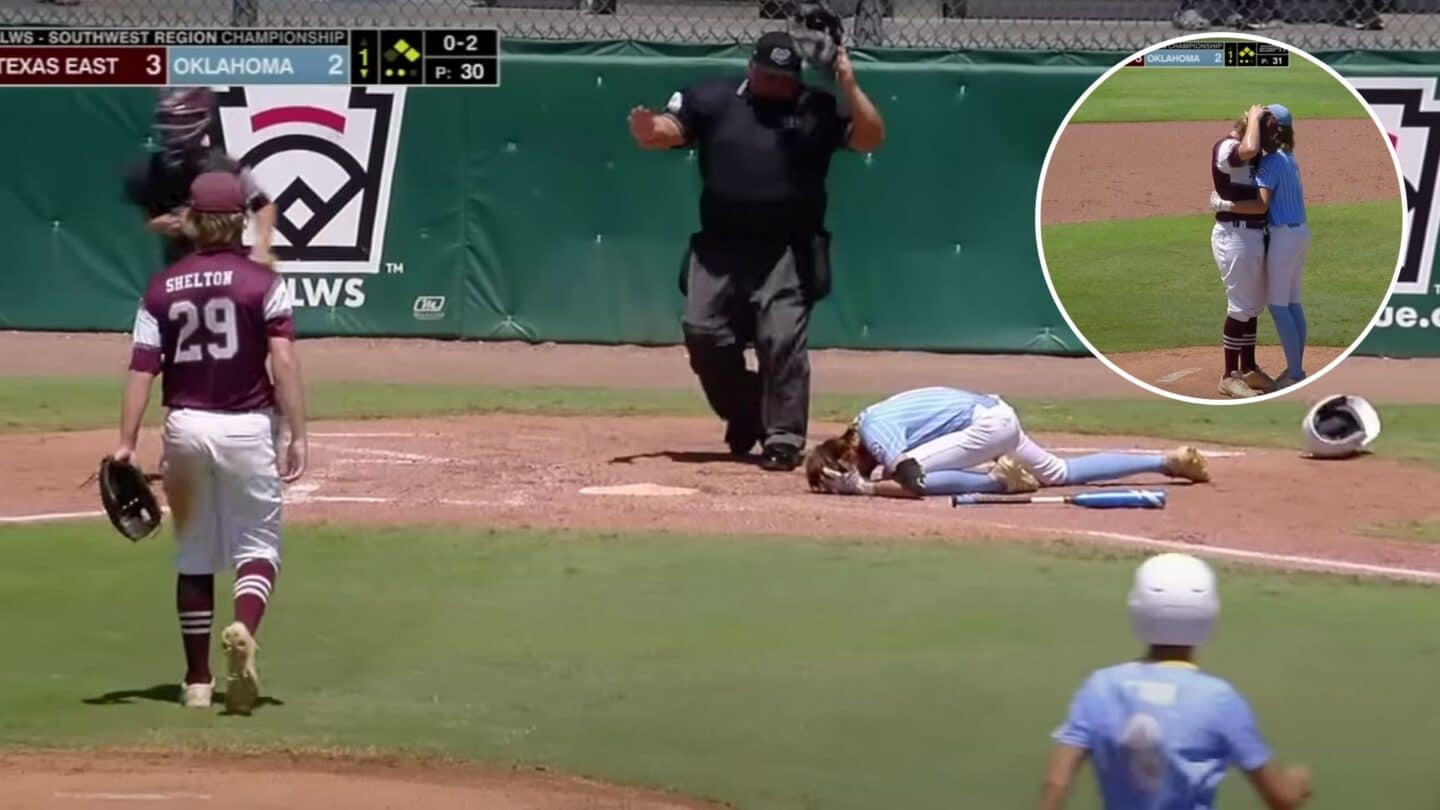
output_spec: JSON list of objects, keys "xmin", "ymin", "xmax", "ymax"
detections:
[{"xmin": 0, "ymin": 47, "xmax": 1434, "ymax": 357}]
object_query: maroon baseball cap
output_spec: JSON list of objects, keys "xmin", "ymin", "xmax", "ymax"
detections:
[{"xmin": 189, "ymin": 171, "xmax": 245, "ymax": 213}]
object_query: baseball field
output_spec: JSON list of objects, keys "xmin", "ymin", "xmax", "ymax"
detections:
[
  {"xmin": 1041, "ymin": 55, "xmax": 1403, "ymax": 399},
  {"xmin": 4, "ymin": 332, "xmax": 1440, "ymax": 809}
]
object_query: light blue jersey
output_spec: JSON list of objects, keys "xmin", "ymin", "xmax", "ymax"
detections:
[
  {"xmin": 1053, "ymin": 661, "xmax": 1271, "ymax": 810},
  {"xmin": 1255, "ymin": 150, "xmax": 1306, "ymax": 227},
  {"xmin": 855, "ymin": 387, "xmax": 998, "ymax": 470}
]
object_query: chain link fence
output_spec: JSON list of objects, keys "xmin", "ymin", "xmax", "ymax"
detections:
[{"xmin": 4, "ymin": 0, "xmax": 1440, "ymax": 50}]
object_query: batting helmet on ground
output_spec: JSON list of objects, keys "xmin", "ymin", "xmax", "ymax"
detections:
[
  {"xmin": 1127, "ymin": 553, "xmax": 1219, "ymax": 647},
  {"xmin": 1301, "ymin": 395, "xmax": 1381, "ymax": 459}
]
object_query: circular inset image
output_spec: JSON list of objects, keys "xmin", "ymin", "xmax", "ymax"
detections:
[{"xmin": 1037, "ymin": 33, "xmax": 1405, "ymax": 405}]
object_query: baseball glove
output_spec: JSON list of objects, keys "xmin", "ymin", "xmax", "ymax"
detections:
[{"xmin": 98, "ymin": 456, "xmax": 162, "ymax": 541}]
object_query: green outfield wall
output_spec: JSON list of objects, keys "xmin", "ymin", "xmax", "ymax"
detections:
[{"xmin": 0, "ymin": 44, "xmax": 1434, "ymax": 357}]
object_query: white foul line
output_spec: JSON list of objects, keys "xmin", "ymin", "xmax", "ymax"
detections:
[
  {"xmin": 0, "ymin": 509, "xmax": 105, "ymax": 524},
  {"xmin": 54, "ymin": 792, "xmax": 212, "ymax": 801},
  {"xmin": 1158, "ymin": 367, "xmax": 1203, "ymax": 384},
  {"xmin": 311, "ymin": 432, "xmax": 422, "ymax": 438},
  {"xmin": 1048, "ymin": 447, "xmax": 1246, "ymax": 458},
  {"xmin": 980, "ymin": 521, "xmax": 1440, "ymax": 585}
]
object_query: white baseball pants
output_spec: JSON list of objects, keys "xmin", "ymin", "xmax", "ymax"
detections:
[
  {"xmin": 1266, "ymin": 223, "xmax": 1311, "ymax": 306},
  {"xmin": 1211, "ymin": 222, "xmax": 1266, "ymax": 319},
  {"xmin": 162, "ymin": 409, "xmax": 283, "ymax": 576},
  {"xmin": 901, "ymin": 400, "xmax": 1069, "ymax": 486}
]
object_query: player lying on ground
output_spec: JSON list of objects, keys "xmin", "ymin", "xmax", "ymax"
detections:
[
  {"xmin": 115, "ymin": 171, "xmax": 306, "ymax": 715},
  {"xmin": 804, "ymin": 387, "xmax": 1209, "ymax": 498},
  {"xmin": 1040, "ymin": 553, "xmax": 1313, "ymax": 810}
]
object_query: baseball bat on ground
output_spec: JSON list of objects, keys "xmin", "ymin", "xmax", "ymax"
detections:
[{"xmin": 951, "ymin": 489, "xmax": 1167, "ymax": 510}]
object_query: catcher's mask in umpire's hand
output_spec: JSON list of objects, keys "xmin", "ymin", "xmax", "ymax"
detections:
[
  {"xmin": 99, "ymin": 457, "xmax": 163, "ymax": 541},
  {"xmin": 789, "ymin": 0, "xmax": 844, "ymax": 70},
  {"xmin": 155, "ymin": 87, "xmax": 215, "ymax": 168}
]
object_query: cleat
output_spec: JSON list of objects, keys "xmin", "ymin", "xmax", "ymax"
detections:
[
  {"xmin": 990, "ymin": 455, "xmax": 1039, "ymax": 494},
  {"xmin": 759, "ymin": 444, "xmax": 802, "ymax": 472},
  {"xmin": 1240, "ymin": 368, "xmax": 1276, "ymax": 393},
  {"xmin": 1218, "ymin": 372, "xmax": 1258, "ymax": 399},
  {"xmin": 180, "ymin": 680, "xmax": 213, "ymax": 709},
  {"xmin": 1163, "ymin": 446, "xmax": 1210, "ymax": 483},
  {"xmin": 221, "ymin": 622, "xmax": 260, "ymax": 715}
]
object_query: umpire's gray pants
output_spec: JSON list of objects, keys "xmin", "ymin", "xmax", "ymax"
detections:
[{"xmin": 681, "ymin": 238, "xmax": 811, "ymax": 452}]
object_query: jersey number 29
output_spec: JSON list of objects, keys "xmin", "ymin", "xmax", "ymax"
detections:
[{"xmin": 170, "ymin": 298, "xmax": 238, "ymax": 363}]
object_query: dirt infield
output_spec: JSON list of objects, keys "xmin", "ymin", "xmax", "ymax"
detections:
[
  {"xmin": 0, "ymin": 752, "xmax": 718, "ymax": 810},
  {"xmin": 7, "ymin": 413, "xmax": 1440, "ymax": 580},
  {"xmin": 1040, "ymin": 118, "xmax": 1399, "ymax": 225},
  {"xmin": 1110, "ymin": 345, "xmax": 1345, "ymax": 399}
]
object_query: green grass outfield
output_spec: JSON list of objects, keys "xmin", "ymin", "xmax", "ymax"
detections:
[
  {"xmin": 1042, "ymin": 200, "xmax": 1401, "ymax": 353},
  {"xmin": 1070, "ymin": 54, "xmax": 1370, "ymax": 124},
  {"xmin": 5, "ymin": 522, "xmax": 1440, "ymax": 810}
]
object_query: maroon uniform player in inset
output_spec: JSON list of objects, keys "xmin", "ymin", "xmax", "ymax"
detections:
[
  {"xmin": 1208, "ymin": 105, "xmax": 1277, "ymax": 399},
  {"xmin": 115, "ymin": 172, "xmax": 307, "ymax": 715}
]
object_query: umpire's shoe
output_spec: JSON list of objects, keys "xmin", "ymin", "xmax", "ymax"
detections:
[
  {"xmin": 725, "ymin": 420, "xmax": 762, "ymax": 457},
  {"xmin": 760, "ymin": 444, "xmax": 803, "ymax": 472}
]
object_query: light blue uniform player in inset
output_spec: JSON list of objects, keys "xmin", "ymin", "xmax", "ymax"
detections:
[
  {"xmin": 1039, "ymin": 554, "xmax": 1313, "ymax": 810},
  {"xmin": 803, "ymin": 387, "xmax": 1209, "ymax": 498}
]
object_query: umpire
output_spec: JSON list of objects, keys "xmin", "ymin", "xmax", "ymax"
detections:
[
  {"xmin": 628, "ymin": 31, "xmax": 884, "ymax": 471},
  {"xmin": 124, "ymin": 88, "xmax": 277, "ymax": 267}
]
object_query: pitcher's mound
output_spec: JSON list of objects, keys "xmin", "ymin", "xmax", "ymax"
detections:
[
  {"xmin": 0, "ymin": 752, "xmax": 717, "ymax": 810},
  {"xmin": 580, "ymin": 483, "xmax": 698, "ymax": 497}
]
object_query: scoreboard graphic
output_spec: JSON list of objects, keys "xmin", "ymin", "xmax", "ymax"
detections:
[
  {"xmin": 1126, "ymin": 41, "xmax": 1290, "ymax": 69},
  {"xmin": 0, "ymin": 28, "xmax": 500, "ymax": 86}
]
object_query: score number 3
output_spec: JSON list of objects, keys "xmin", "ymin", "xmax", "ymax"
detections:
[
  {"xmin": 147, "ymin": 53, "xmax": 162, "ymax": 76},
  {"xmin": 171, "ymin": 298, "xmax": 238, "ymax": 363}
]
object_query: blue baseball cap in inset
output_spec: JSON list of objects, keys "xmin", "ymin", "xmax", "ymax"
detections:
[{"xmin": 1265, "ymin": 103, "xmax": 1293, "ymax": 127}]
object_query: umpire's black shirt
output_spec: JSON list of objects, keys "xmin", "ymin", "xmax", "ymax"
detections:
[
  {"xmin": 124, "ymin": 149, "xmax": 270, "ymax": 265},
  {"xmin": 666, "ymin": 77, "xmax": 851, "ymax": 240}
]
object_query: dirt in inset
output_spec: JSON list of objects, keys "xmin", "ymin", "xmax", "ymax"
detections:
[
  {"xmin": 0, "ymin": 752, "xmax": 718, "ymax": 810},
  {"xmin": 1109, "ymin": 345, "xmax": 1345, "ymax": 400},
  {"xmin": 1041, "ymin": 119, "xmax": 1399, "ymax": 225}
]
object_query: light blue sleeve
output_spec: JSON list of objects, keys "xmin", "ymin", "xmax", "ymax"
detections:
[
  {"xmin": 857, "ymin": 413, "xmax": 907, "ymax": 471},
  {"xmin": 1217, "ymin": 688, "xmax": 1272, "ymax": 771},
  {"xmin": 1254, "ymin": 154, "xmax": 1278, "ymax": 189},
  {"xmin": 1051, "ymin": 675, "xmax": 1097, "ymax": 750}
]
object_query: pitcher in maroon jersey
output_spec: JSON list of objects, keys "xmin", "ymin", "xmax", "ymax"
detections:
[{"xmin": 114, "ymin": 171, "xmax": 307, "ymax": 715}]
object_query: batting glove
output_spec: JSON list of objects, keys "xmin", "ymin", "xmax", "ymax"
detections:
[{"xmin": 820, "ymin": 467, "xmax": 875, "ymax": 496}]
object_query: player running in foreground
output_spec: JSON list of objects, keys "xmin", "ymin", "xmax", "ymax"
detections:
[
  {"xmin": 804, "ymin": 387, "xmax": 1209, "ymax": 498},
  {"xmin": 114, "ymin": 172, "xmax": 307, "ymax": 714},
  {"xmin": 1040, "ymin": 553, "xmax": 1313, "ymax": 810}
]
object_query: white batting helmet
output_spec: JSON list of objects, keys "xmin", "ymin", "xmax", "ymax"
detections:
[
  {"xmin": 1127, "ymin": 553, "xmax": 1219, "ymax": 647},
  {"xmin": 1301, "ymin": 395, "xmax": 1381, "ymax": 459}
]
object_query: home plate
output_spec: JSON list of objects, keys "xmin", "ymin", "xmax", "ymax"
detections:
[{"xmin": 580, "ymin": 483, "xmax": 698, "ymax": 496}]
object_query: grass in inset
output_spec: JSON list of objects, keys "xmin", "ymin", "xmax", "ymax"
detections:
[{"xmin": 1042, "ymin": 199, "xmax": 1401, "ymax": 352}]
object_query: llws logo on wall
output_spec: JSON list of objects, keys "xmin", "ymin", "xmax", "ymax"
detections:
[
  {"xmin": 1351, "ymin": 77, "xmax": 1440, "ymax": 297},
  {"xmin": 209, "ymin": 86, "xmax": 407, "ymax": 309}
]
